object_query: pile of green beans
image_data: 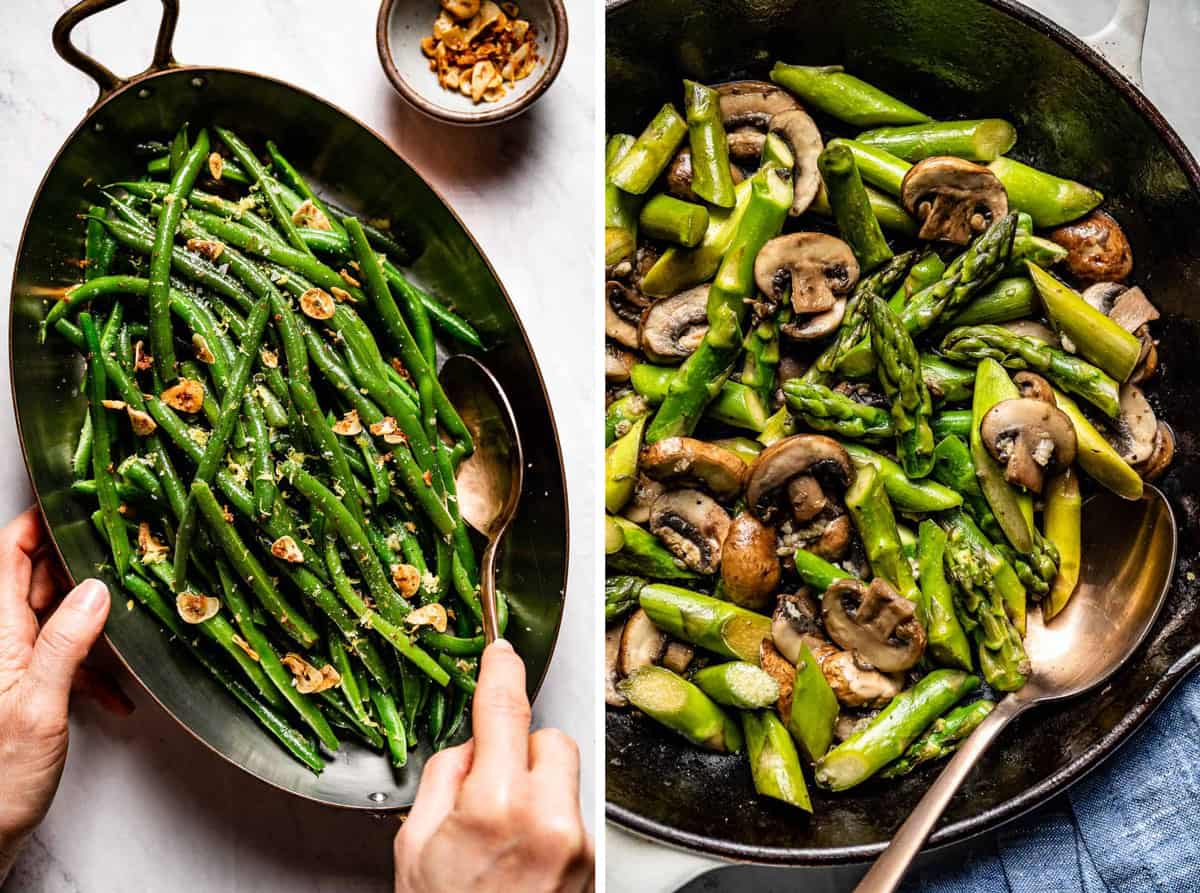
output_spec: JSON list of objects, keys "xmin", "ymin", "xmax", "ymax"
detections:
[{"xmin": 48, "ymin": 125, "xmax": 492, "ymax": 773}]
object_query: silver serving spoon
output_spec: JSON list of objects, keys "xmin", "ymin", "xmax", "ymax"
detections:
[
  {"xmin": 439, "ymin": 355, "xmax": 524, "ymax": 643},
  {"xmin": 856, "ymin": 484, "xmax": 1177, "ymax": 893}
]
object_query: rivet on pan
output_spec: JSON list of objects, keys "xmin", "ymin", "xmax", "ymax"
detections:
[
  {"xmin": 191, "ymin": 76, "xmax": 206, "ymax": 89},
  {"xmin": 137, "ymin": 87, "xmax": 152, "ymax": 99},
  {"xmin": 367, "ymin": 791, "xmax": 389, "ymax": 803}
]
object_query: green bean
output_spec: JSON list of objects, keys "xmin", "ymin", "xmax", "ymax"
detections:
[
  {"xmin": 437, "ymin": 653, "xmax": 478, "ymax": 696},
  {"xmin": 371, "ymin": 685, "xmax": 408, "ymax": 767},
  {"xmin": 148, "ymin": 153, "xmax": 250, "ymax": 184},
  {"xmin": 214, "ymin": 126, "xmax": 314, "ymax": 256}
]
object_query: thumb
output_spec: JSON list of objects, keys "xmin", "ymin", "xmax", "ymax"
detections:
[{"xmin": 26, "ymin": 579, "xmax": 110, "ymax": 716}]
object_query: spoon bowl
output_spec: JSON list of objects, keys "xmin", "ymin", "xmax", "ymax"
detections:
[
  {"xmin": 857, "ymin": 484, "xmax": 1177, "ymax": 893},
  {"xmin": 439, "ymin": 354, "xmax": 525, "ymax": 642}
]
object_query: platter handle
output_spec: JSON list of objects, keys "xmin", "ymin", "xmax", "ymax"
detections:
[
  {"xmin": 1083, "ymin": 0, "xmax": 1150, "ymax": 87},
  {"xmin": 52, "ymin": 0, "xmax": 180, "ymax": 103}
]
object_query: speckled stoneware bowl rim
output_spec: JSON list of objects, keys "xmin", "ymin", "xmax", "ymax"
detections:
[
  {"xmin": 376, "ymin": 0, "xmax": 568, "ymax": 126},
  {"xmin": 604, "ymin": 0, "xmax": 1200, "ymax": 866}
]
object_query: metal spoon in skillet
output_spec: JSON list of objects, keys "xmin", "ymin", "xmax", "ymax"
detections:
[
  {"xmin": 856, "ymin": 484, "xmax": 1178, "ymax": 893},
  {"xmin": 439, "ymin": 355, "xmax": 525, "ymax": 644}
]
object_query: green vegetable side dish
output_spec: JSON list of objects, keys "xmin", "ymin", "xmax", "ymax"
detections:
[
  {"xmin": 46, "ymin": 125, "xmax": 499, "ymax": 777},
  {"xmin": 605, "ymin": 60, "xmax": 1173, "ymax": 811}
]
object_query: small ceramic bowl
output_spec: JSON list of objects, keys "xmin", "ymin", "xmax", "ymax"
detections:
[{"xmin": 377, "ymin": 0, "xmax": 567, "ymax": 126}]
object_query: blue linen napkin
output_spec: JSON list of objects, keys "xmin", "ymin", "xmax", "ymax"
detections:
[{"xmin": 904, "ymin": 673, "xmax": 1200, "ymax": 892}]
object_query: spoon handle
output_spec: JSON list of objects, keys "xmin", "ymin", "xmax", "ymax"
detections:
[
  {"xmin": 479, "ymin": 538, "xmax": 502, "ymax": 643},
  {"xmin": 854, "ymin": 693, "xmax": 1026, "ymax": 893}
]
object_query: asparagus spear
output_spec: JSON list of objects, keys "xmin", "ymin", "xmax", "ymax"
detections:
[
  {"xmin": 693, "ymin": 662, "xmax": 781, "ymax": 709},
  {"xmin": 683, "ymin": 80, "xmax": 737, "ymax": 208},
  {"xmin": 604, "ymin": 416, "xmax": 646, "ymax": 513},
  {"xmin": 789, "ymin": 641, "xmax": 840, "ymax": 763},
  {"xmin": 941, "ymin": 277, "xmax": 1037, "ymax": 329},
  {"xmin": 638, "ymin": 194, "xmax": 709, "ymax": 247},
  {"xmin": 645, "ymin": 168, "xmax": 792, "ymax": 442},
  {"xmin": 605, "ymin": 134, "xmax": 641, "ymax": 265},
  {"xmin": 743, "ymin": 711, "xmax": 813, "ymax": 811},
  {"xmin": 740, "ymin": 306, "xmax": 785, "ymax": 407},
  {"xmin": 840, "ymin": 442, "xmax": 961, "ymax": 512},
  {"xmin": 607, "ymin": 517, "xmax": 701, "ymax": 581},
  {"xmin": 1007, "ymin": 233, "xmax": 1068, "ymax": 274},
  {"xmin": 815, "ymin": 670, "xmax": 979, "ymax": 791},
  {"xmin": 844, "ymin": 465, "xmax": 921, "ymax": 605},
  {"xmin": 818, "ymin": 142, "xmax": 893, "ymax": 271},
  {"xmin": 606, "ymin": 516, "xmax": 625, "ymax": 555},
  {"xmin": 941, "ymin": 324, "xmax": 1121, "ymax": 418},
  {"xmin": 631, "ymin": 364, "xmax": 770, "ymax": 432},
  {"xmin": 916, "ymin": 521, "xmax": 973, "ymax": 671},
  {"xmin": 809, "ymin": 181, "xmax": 917, "ymax": 236},
  {"xmin": 609, "ymin": 104, "xmax": 689, "ymax": 195},
  {"xmin": 823, "ymin": 138, "xmax": 912, "ymax": 195},
  {"xmin": 639, "ymin": 583, "xmax": 772, "ymax": 664},
  {"xmin": 770, "ymin": 64, "xmax": 931, "ymax": 127},
  {"xmin": 782, "ymin": 380, "xmax": 894, "ymax": 441},
  {"xmin": 922, "ymin": 356, "xmax": 976, "ymax": 404},
  {"xmin": 1043, "ymin": 468, "xmax": 1082, "ymax": 620},
  {"xmin": 606, "ymin": 575, "xmax": 647, "ymax": 624},
  {"xmin": 969, "ymin": 359, "xmax": 1034, "ymax": 554},
  {"xmin": 889, "ymin": 253, "xmax": 946, "ymax": 311},
  {"xmin": 620, "ymin": 666, "xmax": 743, "ymax": 752},
  {"xmin": 1027, "ymin": 263, "xmax": 1141, "ymax": 381},
  {"xmin": 855, "ymin": 119, "xmax": 1016, "ymax": 162},
  {"xmin": 868, "ymin": 295, "xmax": 935, "ymax": 478},
  {"xmin": 879, "ymin": 699, "xmax": 994, "ymax": 777},
  {"xmin": 988, "ymin": 157, "xmax": 1103, "ymax": 227},
  {"xmin": 794, "ymin": 549, "xmax": 854, "ymax": 592},
  {"xmin": 605, "ymin": 392, "xmax": 652, "ymax": 446},
  {"xmin": 1052, "ymin": 387, "xmax": 1142, "ymax": 500}
]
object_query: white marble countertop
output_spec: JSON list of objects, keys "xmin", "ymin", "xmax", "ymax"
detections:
[
  {"xmin": 610, "ymin": 1, "xmax": 1200, "ymax": 891},
  {"xmin": 0, "ymin": 1, "xmax": 596, "ymax": 890}
]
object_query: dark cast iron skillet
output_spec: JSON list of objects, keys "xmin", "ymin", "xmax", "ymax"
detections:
[
  {"xmin": 606, "ymin": 0, "xmax": 1200, "ymax": 866},
  {"xmin": 9, "ymin": 0, "xmax": 568, "ymax": 811}
]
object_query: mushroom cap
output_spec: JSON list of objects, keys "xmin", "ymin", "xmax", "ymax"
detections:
[
  {"xmin": 771, "ymin": 589, "xmax": 826, "ymax": 665},
  {"xmin": 810, "ymin": 513, "xmax": 853, "ymax": 561},
  {"xmin": 821, "ymin": 577, "xmax": 927, "ymax": 673},
  {"xmin": 618, "ymin": 607, "xmax": 667, "ymax": 676},
  {"xmin": 818, "ymin": 648, "xmax": 903, "ymax": 708},
  {"xmin": 780, "ymin": 298, "xmax": 847, "ymax": 341},
  {"xmin": 661, "ymin": 640, "xmax": 695, "ymax": 674},
  {"xmin": 901, "ymin": 156, "xmax": 1009, "ymax": 244},
  {"xmin": 716, "ymin": 80, "xmax": 801, "ymax": 130},
  {"xmin": 605, "ymin": 341, "xmax": 635, "ymax": 383},
  {"xmin": 981, "ymin": 397, "xmax": 1077, "ymax": 493},
  {"xmin": 753, "ymin": 233, "xmax": 860, "ymax": 316},
  {"xmin": 1048, "ymin": 210, "xmax": 1133, "ymax": 282},
  {"xmin": 745, "ymin": 434, "xmax": 854, "ymax": 524},
  {"xmin": 648, "ymin": 488, "xmax": 732, "ymax": 574},
  {"xmin": 665, "ymin": 147, "xmax": 744, "ymax": 203},
  {"xmin": 727, "ymin": 127, "xmax": 767, "ymax": 162},
  {"xmin": 720, "ymin": 512, "xmax": 782, "ymax": 611},
  {"xmin": 787, "ymin": 474, "xmax": 828, "ymax": 523},
  {"xmin": 1001, "ymin": 319, "xmax": 1059, "ymax": 346},
  {"xmin": 639, "ymin": 285, "xmax": 709, "ymax": 363},
  {"xmin": 1106, "ymin": 383, "xmax": 1159, "ymax": 467},
  {"xmin": 1013, "ymin": 371, "xmax": 1055, "ymax": 404},
  {"xmin": 758, "ymin": 639, "xmax": 796, "ymax": 718},
  {"xmin": 621, "ymin": 474, "xmax": 664, "ymax": 525},
  {"xmin": 1136, "ymin": 420, "xmax": 1175, "ymax": 481},
  {"xmin": 605, "ymin": 622, "xmax": 628, "ymax": 707},
  {"xmin": 640, "ymin": 436, "xmax": 749, "ymax": 500},
  {"xmin": 1082, "ymin": 283, "xmax": 1160, "ymax": 383},
  {"xmin": 1108, "ymin": 286, "xmax": 1160, "ymax": 334},
  {"xmin": 605, "ymin": 280, "xmax": 650, "ymax": 349},
  {"xmin": 768, "ymin": 109, "xmax": 824, "ymax": 217}
]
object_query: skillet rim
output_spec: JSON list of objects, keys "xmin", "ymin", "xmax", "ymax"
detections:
[
  {"xmin": 9, "ymin": 62, "xmax": 571, "ymax": 813},
  {"xmin": 603, "ymin": 0, "xmax": 1200, "ymax": 864}
]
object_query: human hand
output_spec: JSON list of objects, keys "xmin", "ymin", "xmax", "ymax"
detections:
[
  {"xmin": 393, "ymin": 639, "xmax": 593, "ymax": 892},
  {"xmin": 0, "ymin": 507, "xmax": 121, "ymax": 884}
]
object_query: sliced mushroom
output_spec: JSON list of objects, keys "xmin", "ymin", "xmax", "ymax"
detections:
[
  {"xmin": 759, "ymin": 639, "xmax": 795, "ymax": 718},
  {"xmin": 835, "ymin": 710, "xmax": 877, "ymax": 742},
  {"xmin": 746, "ymin": 435, "xmax": 854, "ymax": 524},
  {"xmin": 665, "ymin": 147, "xmax": 744, "ymax": 203},
  {"xmin": 1104, "ymin": 383, "xmax": 1159, "ymax": 467},
  {"xmin": 980, "ymin": 397, "xmax": 1077, "ymax": 493},
  {"xmin": 606, "ymin": 341, "xmax": 635, "ymax": 383},
  {"xmin": 726, "ymin": 128, "xmax": 767, "ymax": 162},
  {"xmin": 787, "ymin": 475, "xmax": 827, "ymax": 523},
  {"xmin": 639, "ymin": 285, "xmax": 709, "ymax": 363},
  {"xmin": 622, "ymin": 475, "xmax": 665, "ymax": 525},
  {"xmin": 1048, "ymin": 210, "xmax": 1133, "ymax": 282},
  {"xmin": 771, "ymin": 589, "xmax": 826, "ymax": 665},
  {"xmin": 822, "ymin": 577, "xmax": 926, "ymax": 672},
  {"xmin": 640, "ymin": 436, "xmax": 748, "ymax": 500},
  {"xmin": 768, "ymin": 109, "xmax": 824, "ymax": 217},
  {"xmin": 720, "ymin": 512, "xmax": 782, "ymax": 611},
  {"xmin": 754, "ymin": 233, "xmax": 859, "ymax": 316},
  {"xmin": 809, "ymin": 513, "xmax": 853, "ymax": 561},
  {"xmin": 606, "ymin": 280, "xmax": 650, "ymax": 349},
  {"xmin": 900, "ymin": 156, "xmax": 1009, "ymax": 244},
  {"xmin": 661, "ymin": 640, "xmax": 695, "ymax": 674},
  {"xmin": 780, "ymin": 299, "xmax": 847, "ymax": 341},
  {"xmin": 1136, "ymin": 421, "xmax": 1175, "ymax": 481},
  {"xmin": 605, "ymin": 622, "xmax": 628, "ymax": 707},
  {"xmin": 1081, "ymin": 282, "xmax": 1160, "ymax": 383},
  {"xmin": 715, "ymin": 80, "xmax": 800, "ymax": 130},
  {"xmin": 1014, "ymin": 371, "xmax": 1055, "ymax": 404},
  {"xmin": 648, "ymin": 489, "xmax": 732, "ymax": 574},
  {"xmin": 1001, "ymin": 319, "xmax": 1059, "ymax": 347},
  {"xmin": 618, "ymin": 608, "xmax": 667, "ymax": 676}
]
